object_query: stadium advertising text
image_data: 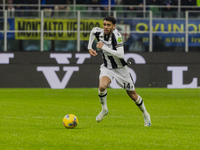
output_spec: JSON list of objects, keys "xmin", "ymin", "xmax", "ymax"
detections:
[
  {"xmin": 37, "ymin": 53, "xmax": 91, "ymax": 89},
  {"xmin": 0, "ymin": 53, "xmax": 199, "ymax": 88},
  {"xmin": 167, "ymin": 66, "xmax": 198, "ymax": 88},
  {"xmin": 0, "ymin": 53, "xmax": 14, "ymax": 64},
  {"xmin": 1, "ymin": 18, "xmax": 200, "ymax": 46},
  {"xmin": 118, "ymin": 19, "xmax": 200, "ymax": 47},
  {"xmin": 15, "ymin": 18, "xmax": 103, "ymax": 40}
]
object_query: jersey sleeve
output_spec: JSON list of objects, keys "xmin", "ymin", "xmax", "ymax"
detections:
[
  {"xmin": 115, "ymin": 31, "xmax": 123, "ymax": 49},
  {"xmin": 102, "ymin": 44, "xmax": 124, "ymax": 59},
  {"xmin": 87, "ymin": 27, "xmax": 99, "ymax": 50}
]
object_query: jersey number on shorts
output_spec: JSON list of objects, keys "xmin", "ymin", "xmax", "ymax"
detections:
[{"xmin": 123, "ymin": 83, "xmax": 130, "ymax": 89}]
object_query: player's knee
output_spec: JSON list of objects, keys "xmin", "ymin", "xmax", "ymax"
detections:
[
  {"xmin": 130, "ymin": 95, "xmax": 137, "ymax": 101},
  {"xmin": 99, "ymin": 85, "xmax": 106, "ymax": 92},
  {"xmin": 127, "ymin": 90, "xmax": 137, "ymax": 101}
]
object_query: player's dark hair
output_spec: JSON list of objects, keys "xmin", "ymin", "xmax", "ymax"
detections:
[{"xmin": 103, "ymin": 16, "xmax": 116, "ymax": 25}]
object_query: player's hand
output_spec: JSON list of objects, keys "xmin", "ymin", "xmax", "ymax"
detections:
[
  {"xmin": 96, "ymin": 42, "xmax": 104, "ymax": 49},
  {"xmin": 88, "ymin": 49, "xmax": 97, "ymax": 56}
]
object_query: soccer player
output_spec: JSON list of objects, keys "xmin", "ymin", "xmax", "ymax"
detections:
[{"xmin": 87, "ymin": 16, "xmax": 151, "ymax": 126}]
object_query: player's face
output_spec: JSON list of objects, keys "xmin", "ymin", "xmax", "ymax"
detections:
[{"xmin": 103, "ymin": 20, "xmax": 115, "ymax": 35}]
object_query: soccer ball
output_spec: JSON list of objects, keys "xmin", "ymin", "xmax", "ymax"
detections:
[{"xmin": 63, "ymin": 114, "xmax": 78, "ymax": 129}]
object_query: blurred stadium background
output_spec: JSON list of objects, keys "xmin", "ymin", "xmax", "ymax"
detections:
[
  {"xmin": 1, "ymin": 1, "xmax": 200, "ymax": 149},
  {"xmin": 0, "ymin": 0, "xmax": 200, "ymax": 89}
]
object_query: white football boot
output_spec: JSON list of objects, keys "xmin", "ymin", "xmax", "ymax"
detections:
[
  {"xmin": 96, "ymin": 110, "xmax": 108, "ymax": 122},
  {"xmin": 143, "ymin": 113, "xmax": 151, "ymax": 126}
]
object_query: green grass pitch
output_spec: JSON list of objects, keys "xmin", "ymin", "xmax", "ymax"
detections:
[{"xmin": 0, "ymin": 88, "xmax": 200, "ymax": 150}]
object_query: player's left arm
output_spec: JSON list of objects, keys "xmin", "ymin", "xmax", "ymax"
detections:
[
  {"xmin": 96, "ymin": 31, "xmax": 124, "ymax": 58},
  {"xmin": 96, "ymin": 42, "xmax": 124, "ymax": 59}
]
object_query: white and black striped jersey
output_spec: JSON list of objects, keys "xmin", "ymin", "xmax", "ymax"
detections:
[{"xmin": 88, "ymin": 27, "xmax": 127, "ymax": 69}]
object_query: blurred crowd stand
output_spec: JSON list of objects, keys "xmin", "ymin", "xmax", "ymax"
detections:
[
  {"xmin": 122, "ymin": 0, "xmax": 143, "ymax": 17},
  {"xmin": 128, "ymin": 37, "xmax": 146, "ymax": 52},
  {"xmin": 53, "ymin": 0, "xmax": 72, "ymax": 17},
  {"xmin": 87, "ymin": 0, "xmax": 101, "ymax": 17},
  {"xmin": 1, "ymin": 0, "xmax": 200, "ymax": 52},
  {"xmin": 0, "ymin": 0, "xmax": 199, "ymax": 18},
  {"xmin": 100, "ymin": 0, "xmax": 115, "ymax": 16},
  {"xmin": 6, "ymin": 0, "xmax": 15, "ymax": 17}
]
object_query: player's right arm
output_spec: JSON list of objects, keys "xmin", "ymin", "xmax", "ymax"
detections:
[
  {"xmin": 88, "ymin": 49, "xmax": 97, "ymax": 56},
  {"xmin": 88, "ymin": 27, "xmax": 98, "ymax": 56}
]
